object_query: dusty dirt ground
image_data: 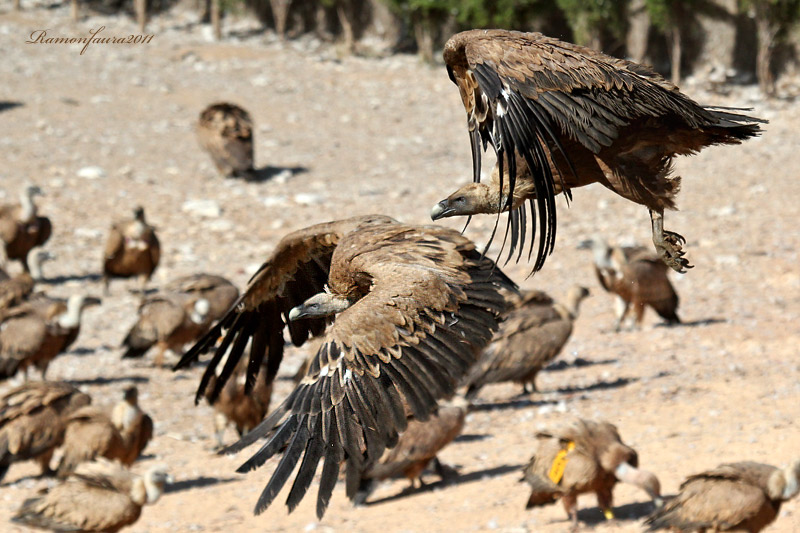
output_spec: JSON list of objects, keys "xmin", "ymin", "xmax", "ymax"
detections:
[{"xmin": 1, "ymin": 4, "xmax": 799, "ymax": 532}]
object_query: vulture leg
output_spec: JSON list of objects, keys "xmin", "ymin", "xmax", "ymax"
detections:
[
  {"xmin": 37, "ymin": 449, "xmax": 54, "ymax": 477},
  {"xmin": 562, "ymin": 493, "xmax": 579, "ymax": 532},
  {"xmin": 37, "ymin": 361, "xmax": 49, "ymax": 380},
  {"xmin": 596, "ymin": 485, "xmax": 614, "ymax": 520},
  {"xmin": 102, "ymin": 274, "xmax": 111, "ymax": 296},
  {"xmin": 353, "ymin": 478, "xmax": 377, "ymax": 506},
  {"xmin": 613, "ymin": 297, "xmax": 629, "ymax": 332},
  {"xmin": 153, "ymin": 343, "xmax": 167, "ymax": 368},
  {"xmin": 650, "ymin": 209, "xmax": 692, "ymax": 273},
  {"xmin": 213, "ymin": 413, "xmax": 228, "ymax": 450},
  {"xmin": 138, "ymin": 274, "xmax": 149, "ymax": 296},
  {"xmin": 632, "ymin": 302, "xmax": 646, "ymax": 329}
]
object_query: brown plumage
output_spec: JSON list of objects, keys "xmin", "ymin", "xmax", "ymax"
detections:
[
  {"xmin": 0, "ymin": 248, "xmax": 52, "ymax": 312},
  {"xmin": 110, "ymin": 386, "xmax": 153, "ymax": 466},
  {"xmin": 0, "ymin": 294, "xmax": 101, "ymax": 380},
  {"xmin": 354, "ymin": 398, "xmax": 468, "ymax": 505},
  {"xmin": 163, "ymin": 273, "xmax": 240, "ymax": 324},
  {"xmin": 0, "ymin": 185, "xmax": 52, "ymax": 272},
  {"xmin": 196, "ymin": 102, "xmax": 254, "ymax": 178},
  {"xmin": 102, "ymin": 206, "xmax": 160, "ymax": 294},
  {"xmin": 522, "ymin": 418, "xmax": 661, "ymax": 529},
  {"xmin": 0, "ymin": 381, "xmax": 91, "ymax": 481},
  {"xmin": 55, "ymin": 406, "xmax": 128, "ymax": 478},
  {"xmin": 582, "ymin": 236, "xmax": 680, "ymax": 330},
  {"xmin": 13, "ymin": 459, "xmax": 171, "ymax": 532},
  {"xmin": 433, "ymin": 29, "xmax": 764, "ymax": 274},
  {"xmin": 646, "ymin": 460, "xmax": 800, "ymax": 532},
  {"xmin": 464, "ymin": 285, "xmax": 589, "ymax": 398},
  {"xmin": 175, "ymin": 214, "xmax": 516, "ymax": 518}
]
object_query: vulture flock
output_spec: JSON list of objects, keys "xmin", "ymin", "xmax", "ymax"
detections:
[{"xmin": 0, "ymin": 26, "xmax": 793, "ymax": 533}]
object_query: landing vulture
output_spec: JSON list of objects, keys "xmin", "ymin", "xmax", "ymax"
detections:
[
  {"xmin": 196, "ymin": 102, "xmax": 255, "ymax": 179},
  {"xmin": 0, "ymin": 184, "xmax": 52, "ymax": 272},
  {"xmin": 581, "ymin": 236, "xmax": 679, "ymax": 330},
  {"xmin": 646, "ymin": 460, "xmax": 800, "ymax": 532},
  {"xmin": 464, "ymin": 285, "xmax": 589, "ymax": 398},
  {"xmin": 434, "ymin": 29, "xmax": 764, "ymax": 273},
  {"xmin": 0, "ymin": 381, "xmax": 91, "ymax": 481},
  {"xmin": 175, "ymin": 215, "xmax": 515, "ymax": 517},
  {"xmin": 13, "ymin": 459, "xmax": 171, "ymax": 532},
  {"xmin": 522, "ymin": 418, "xmax": 661, "ymax": 529},
  {"xmin": 103, "ymin": 206, "xmax": 160, "ymax": 294}
]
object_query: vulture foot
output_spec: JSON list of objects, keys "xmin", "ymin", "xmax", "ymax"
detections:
[{"xmin": 650, "ymin": 210, "xmax": 693, "ymax": 273}]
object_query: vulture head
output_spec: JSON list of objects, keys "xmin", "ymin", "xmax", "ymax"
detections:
[
  {"xmin": 577, "ymin": 235, "xmax": 612, "ymax": 268},
  {"xmin": 614, "ymin": 461, "xmax": 662, "ymax": 507},
  {"xmin": 768, "ymin": 459, "xmax": 800, "ymax": 501},
  {"xmin": 190, "ymin": 299, "xmax": 211, "ymax": 324},
  {"xmin": 288, "ymin": 292, "xmax": 352, "ymax": 321},
  {"xmin": 431, "ymin": 183, "xmax": 492, "ymax": 220},
  {"xmin": 24, "ymin": 184, "xmax": 45, "ymax": 200},
  {"xmin": 133, "ymin": 206, "xmax": 146, "ymax": 221},
  {"xmin": 123, "ymin": 386, "xmax": 139, "ymax": 405},
  {"xmin": 28, "ymin": 247, "xmax": 55, "ymax": 281},
  {"xmin": 141, "ymin": 465, "xmax": 173, "ymax": 504}
]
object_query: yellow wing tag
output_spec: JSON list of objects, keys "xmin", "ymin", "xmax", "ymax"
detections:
[{"xmin": 548, "ymin": 441, "xmax": 576, "ymax": 484}]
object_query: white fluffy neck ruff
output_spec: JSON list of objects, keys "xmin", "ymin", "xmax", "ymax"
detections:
[
  {"xmin": 57, "ymin": 295, "xmax": 85, "ymax": 328},
  {"xmin": 783, "ymin": 463, "xmax": 800, "ymax": 500},
  {"xmin": 19, "ymin": 190, "xmax": 36, "ymax": 222},
  {"xmin": 190, "ymin": 299, "xmax": 210, "ymax": 324}
]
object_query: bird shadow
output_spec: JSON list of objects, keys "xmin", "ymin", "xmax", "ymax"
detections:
[
  {"xmin": 555, "ymin": 377, "xmax": 638, "ymax": 395},
  {"xmin": 657, "ymin": 317, "xmax": 726, "ymax": 328},
  {"xmin": 68, "ymin": 375, "xmax": 150, "ymax": 386},
  {"xmin": 577, "ymin": 499, "xmax": 660, "ymax": 525},
  {"xmin": 454, "ymin": 433, "xmax": 491, "ymax": 443},
  {"xmin": 363, "ymin": 464, "xmax": 523, "ymax": 506},
  {"xmin": 471, "ymin": 397, "xmax": 557, "ymax": 413},
  {"xmin": 545, "ymin": 357, "xmax": 618, "ymax": 372},
  {"xmin": 39, "ymin": 273, "xmax": 103, "ymax": 285},
  {"xmin": 246, "ymin": 165, "xmax": 309, "ymax": 183},
  {"xmin": 165, "ymin": 476, "xmax": 239, "ymax": 494},
  {"xmin": 0, "ymin": 101, "xmax": 23, "ymax": 113}
]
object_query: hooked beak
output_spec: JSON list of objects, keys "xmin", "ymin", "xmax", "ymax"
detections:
[
  {"xmin": 288, "ymin": 305, "xmax": 305, "ymax": 321},
  {"xmin": 430, "ymin": 200, "xmax": 454, "ymax": 221}
]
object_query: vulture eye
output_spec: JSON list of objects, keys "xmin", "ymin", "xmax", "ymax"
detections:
[{"xmin": 454, "ymin": 196, "xmax": 466, "ymax": 204}]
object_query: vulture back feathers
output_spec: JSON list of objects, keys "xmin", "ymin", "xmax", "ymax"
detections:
[
  {"xmin": 175, "ymin": 215, "xmax": 516, "ymax": 518},
  {"xmin": 436, "ymin": 29, "xmax": 764, "ymax": 273},
  {"xmin": 196, "ymin": 102, "xmax": 254, "ymax": 178},
  {"xmin": 103, "ymin": 206, "xmax": 160, "ymax": 293},
  {"xmin": 56, "ymin": 405, "xmax": 128, "ymax": 477}
]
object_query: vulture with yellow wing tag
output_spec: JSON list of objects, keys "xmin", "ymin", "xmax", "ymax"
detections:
[
  {"xmin": 175, "ymin": 215, "xmax": 515, "ymax": 518},
  {"xmin": 433, "ymin": 29, "xmax": 764, "ymax": 273}
]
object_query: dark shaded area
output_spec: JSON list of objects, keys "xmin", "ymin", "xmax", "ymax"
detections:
[
  {"xmin": 39, "ymin": 273, "xmax": 103, "ymax": 285},
  {"xmin": 69, "ymin": 375, "xmax": 150, "ymax": 386},
  {"xmin": 656, "ymin": 317, "xmax": 726, "ymax": 328},
  {"xmin": 0, "ymin": 101, "xmax": 23, "ymax": 113},
  {"xmin": 245, "ymin": 165, "xmax": 309, "ymax": 183},
  {"xmin": 556, "ymin": 377, "xmax": 637, "ymax": 395},
  {"xmin": 471, "ymin": 397, "xmax": 556, "ymax": 413},
  {"xmin": 67, "ymin": 347, "xmax": 97, "ymax": 356},
  {"xmin": 545, "ymin": 357, "xmax": 618, "ymax": 372},
  {"xmin": 165, "ymin": 476, "xmax": 239, "ymax": 494},
  {"xmin": 577, "ymin": 499, "xmax": 661, "ymax": 525},
  {"xmin": 364, "ymin": 463, "xmax": 523, "ymax": 506},
  {"xmin": 453, "ymin": 433, "xmax": 490, "ymax": 443}
]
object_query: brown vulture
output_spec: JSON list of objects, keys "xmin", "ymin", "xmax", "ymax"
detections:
[
  {"xmin": 196, "ymin": 102, "xmax": 255, "ymax": 179},
  {"xmin": 581, "ymin": 236, "xmax": 680, "ymax": 330},
  {"xmin": 110, "ymin": 386, "xmax": 154, "ymax": 466},
  {"xmin": 175, "ymin": 214, "xmax": 515, "ymax": 518},
  {"xmin": 163, "ymin": 273, "xmax": 240, "ymax": 324},
  {"xmin": 464, "ymin": 285, "xmax": 589, "ymax": 398},
  {"xmin": 0, "ymin": 248, "xmax": 52, "ymax": 312},
  {"xmin": 13, "ymin": 459, "xmax": 171, "ymax": 532},
  {"xmin": 646, "ymin": 460, "xmax": 800, "ymax": 532},
  {"xmin": 102, "ymin": 206, "xmax": 160, "ymax": 294},
  {"xmin": 0, "ymin": 184, "xmax": 52, "ymax": 273},
  {"xmin": 432, "ymin": 29, "xmax": 764, "ymax": 274}
]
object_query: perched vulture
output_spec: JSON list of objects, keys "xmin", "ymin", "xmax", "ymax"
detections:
[
  {"xmin": 522, "ymin": 418, "xmax": 661, "ymax": 529},
  {"xmin": 0, "ymin": 248, "xmax": 52, "ymax": 312},
  {"xmin": 464, "ymin": 285, "xmax": 590, "ymax": 398},
  {"xmin": 13, "ymin": 459, "xmax": 171, "ymax": 532},
  {"xmin": 0, "ymin": 184, "xmax": 52, "ymax": 272},
  {"xmin": 175, "ymin": 215, "xmax": 515, "ymax": 518},
  {"xmin": 204, "ymin": 353, "xmax": 272, "ymax": 449},
  {"xmin": 0, "ymin": 381, "xmax": 91, "ymax": 481},
  {"xmin": 646, "ymin": 460, "xmax": 800, "ymax": 532},
  {"xmin": 581, "ymin": 236, "xmax": 680, "ymax": 330},
  {"xmin": 163, "ymin": 273, "xmax": 240, "ymax": 324},
  {"xmin": 354, "ymin": 398, "xmax": 468, "ymax": 505},
  {"xmin": 196, "ymin": 102, "xmax": 255, "ymax": 179},
  {"xmin": 0, "ymin": 294, "xmax": 101, "ymax": 380},
  {"xmin": 55, "ymin": 405, "xmax": 128, "ymax": 478},
  {"xmin": 110, "ymin": 386, "xmax": 154, "ymax": 466},
  {"xmin": 102, "ymin": 206, "xmax": 160, "ymax": 294},
  {"xmin": 433, "ymin": 29, "xmax": 764, "ymax": 273},
  {"xmin": 122, "ymin": 294, "xmax": 212, "ymax": 367}
]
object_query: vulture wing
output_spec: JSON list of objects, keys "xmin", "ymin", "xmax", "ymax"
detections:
[
  {"xmin": 223, "ymin": 221, "xmax": 513, "ymax": 518},
  {"xmin": 175, "ymin": 215, "xmax": 394, "ymax": 403}
]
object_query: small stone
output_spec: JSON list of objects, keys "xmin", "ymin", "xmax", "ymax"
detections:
[
  {"xmin": 77, "ymin": 166, "xmax": 106, "ymax": 179},
  {"xmin": 182, "ymin": 199, "xmax": 222, "ymax": 218},
  {"xmin": 293, "ymin": 193, "xmax": 325, "ymax": 206}
]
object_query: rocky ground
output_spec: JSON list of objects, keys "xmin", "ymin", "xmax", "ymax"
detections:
[{"xmin": 1, "ymin": 3, "xmax": 799, "ymax": 532}]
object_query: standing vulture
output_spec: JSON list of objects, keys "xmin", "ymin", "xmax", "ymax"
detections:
[
  {"xmin": 55, "ymin": 405, "xmax": 128, "ymax": 477},
  {"xmin": 581, "ymin": 236, "xmax": 680, "ymax": 330},
  {"xmin": 0, "ymin": 248, "xmax": 52, "ymax": 312},
  {"xmin": 196, "ymin": 102, "xmax": 255, "ymax": 179},
  {"xmin": 110, "ymin": 386, "xmax": 154, "ymax": 466},
  {"xmin": 645, "ymin": 460, "xmax": 800, "ymax": 532},
  {"xmin": 163, "ymin": 273, "xmax": 240, "ymax": 324},
  {"xmin": 0, "ymin": 381, "xmax": 91, "ymax": 481},
  {"xmin": 432, "ymin": 29, "xmax": 764, "ymax": 273},
  {"xmin": 103, "ymin": 206, "xmax": 160, "ymax": 294},
  {"xmin": 522, "ymin": 418, "xmax": 661, "ymax": 529},
  {"xmin": 175, "ymin": 214, "xmax": 515, "ymax": 518},
  {"xmin": 464, "ymin": 285, "xmax": 589, "ymax": 398},
  {"xmin": 0, "ymin": 294, "xmax": 101, "ymax": 380},
  {"xmin": 0, "ymin": 184, "xmax": 51, "ymax": 272},
  {"xmin": 13, "ymin": 459, "xmax": 171, "ymax": 532},
  {"xmin": 354, "ymin": 397, "xmax": 468, "ymax": 505}
]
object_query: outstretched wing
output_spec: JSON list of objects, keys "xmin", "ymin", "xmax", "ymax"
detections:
[
  {"xmin": 224, "ymin": 222, "xmax": 514, "ymax": 518},
  {"xmin": 174, "ymin": 215, "xmax": 394, "ymax": 403}
]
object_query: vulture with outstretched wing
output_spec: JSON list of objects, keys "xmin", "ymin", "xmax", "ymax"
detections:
[
  {"xmin": 175, "ymin": 214, "xmax": 515, "ymax": 518},
  {"xmin": 433, "ymin": 29, "xmax": 764, "ymax": 274}
]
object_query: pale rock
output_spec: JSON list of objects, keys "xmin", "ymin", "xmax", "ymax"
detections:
[
  {"xmin": 77, "ymin": 166, "xmax": 107, "ymax": 179},
  {"xmin": 182, "ymin": 199, "xmax": 222, "ymax": 218}
]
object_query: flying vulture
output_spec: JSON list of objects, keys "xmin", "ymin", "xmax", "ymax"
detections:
[
  {"xmin": 645, "ymin": 460, "xmax": 800, "ymax": 532},
  {"xmin": 581, "ymin": 236, "xmax": 680, "ymax": 330},
  {"xmin": 0, "ymin": 293, "xmax": 101, "ymax": 381},
  {"xmin": 522, "ymin": 418, "xmax": 661, "ymax": 529},
  {"xmin": 103, "ymin": 206, "xmax": 160, "ymax": 295},
  {"xmin": 13, "ymin": 459, "xmax": 171, "ymax": 532},
  {"xmin": 464, "ymin": 285, "xmax": 589, "ymax": 398},
  {"xmin": 0, "ymin": 184, "xmax": 52, "ymax": 272},
  {"xmin": 433, "ymin": 29, "xmax": 764, "ymax": 274},
  {"xmin": 0, "ymin": 381, "xmax": 91, "ymax": 481},
  {"xmin": 196, "ymin": 102, "xmax": 255, "ymax": 179},
  {"xmin": 175, "ymin": 214, "xmax": 515, "ymax": 518}
]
